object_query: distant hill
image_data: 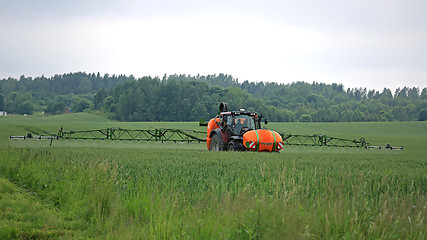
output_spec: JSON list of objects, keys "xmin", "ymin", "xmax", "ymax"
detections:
[{"xmin": 1, "ymin": 72, "xmax": 426, "ymax": 122}]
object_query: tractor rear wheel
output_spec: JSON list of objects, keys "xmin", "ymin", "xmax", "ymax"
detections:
[{"xmin": 210, "ymin": 132, "xmax": 225, "ymax": 151}]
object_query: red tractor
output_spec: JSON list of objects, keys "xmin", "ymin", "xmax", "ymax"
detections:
[{"xmin": 206, "ymin": 102, "xmax": 283, "ymax": 152}]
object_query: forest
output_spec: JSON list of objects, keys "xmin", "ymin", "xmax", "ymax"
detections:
[{"xmin": 1, "ymin": 72, "xmax": 427, "ymax": 122}]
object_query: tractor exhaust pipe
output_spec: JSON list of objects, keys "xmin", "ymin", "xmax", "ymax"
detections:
[{"xmin": 219, "ymin": 102, "xmax": 228, "ymax": 114}]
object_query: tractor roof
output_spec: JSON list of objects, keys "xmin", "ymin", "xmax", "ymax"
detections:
[{"xmin": 220, "ymin": 110, "xmax": 257, "ymax": 116}]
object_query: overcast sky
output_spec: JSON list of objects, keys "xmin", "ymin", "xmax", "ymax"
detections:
[{"xmin": 1, "ymin": 0, "xmax": 426, "ymax": 90}]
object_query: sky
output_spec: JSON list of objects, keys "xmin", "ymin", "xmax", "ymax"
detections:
[{"xmin": 0, "ymin": 0, "xmax": 426, "ymax": 91}]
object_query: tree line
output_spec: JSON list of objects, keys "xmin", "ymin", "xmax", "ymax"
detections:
[{"xmin": 1, "ymin": 72, "xmax": 427, "ymax": 122}]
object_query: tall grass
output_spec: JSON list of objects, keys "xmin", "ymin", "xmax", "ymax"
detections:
[
  {"xmin": 0, "ymin": 146, "xmax": 425, "ymax": 239},
  {"xmin": 1, "ymin": 114, "xmax": 426, "ymax": 238}
]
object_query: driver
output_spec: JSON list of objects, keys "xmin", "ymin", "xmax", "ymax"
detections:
[
  {"xmin": 235, "ymin": 118, "xmax": 246, "ymax": 133},
  {"xmin": 235, "ymin": 118, "xmax": 246, "ymax": 125}
]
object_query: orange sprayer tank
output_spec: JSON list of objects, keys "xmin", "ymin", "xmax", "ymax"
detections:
[
  {"xmin": 206, "ymin": 118, "xmax": 220, "ymax": 150},
  {"xmin": 243, "ymin": 129, "xmax": 284, "ymax": 152}
]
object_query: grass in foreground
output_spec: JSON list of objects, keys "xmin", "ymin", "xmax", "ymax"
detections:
[
  {"xmin": 0, "ymin": 146, "xmax": 425, "ymax": 239},
  {"xmin": 0, "ymin": 177, "xmax": 84, "ymax": 239},
  {"xmin": 0, "ymin": 113, "xmax": 426, "ymax": 239}
]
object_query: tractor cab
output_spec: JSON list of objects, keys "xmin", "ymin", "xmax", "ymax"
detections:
[{"xmin": 220, "ymin": 110, "xmax": 258, "ymax": 136}]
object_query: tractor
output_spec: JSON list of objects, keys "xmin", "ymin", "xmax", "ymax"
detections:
[
  {"xmin": 206, "ymin": 102, "xmax": 284, "ymax": 152},
  {"xmin": 9, "ymin": 100, "xmax": 402, "ymax": 150}
]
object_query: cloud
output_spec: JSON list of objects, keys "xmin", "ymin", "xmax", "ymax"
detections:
[
  {"xmin": 0, "ymin": 0, "xmax": 426, "ymax": 91},
  {"xmin": 64, "ymin": 16, "xmax": 326, "ymax": 80}
]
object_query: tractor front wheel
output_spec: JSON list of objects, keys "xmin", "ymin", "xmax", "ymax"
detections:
[{"xmin": 228, "ymin": 140, "xmax": 243, "ymax": 151}]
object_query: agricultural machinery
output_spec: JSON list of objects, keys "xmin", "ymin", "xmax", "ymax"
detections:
[
  {"xmin": 9, "ymin": 102, "xmax": 403, "ymax": 151},
  {"xmin": 206, "ymin": 102, "xmax": 283, "ymax": 152}
]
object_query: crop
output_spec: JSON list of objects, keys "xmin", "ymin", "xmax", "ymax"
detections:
[{"xmin": 0, "ymin": 114, "xmax": 426, "ymax": 239}]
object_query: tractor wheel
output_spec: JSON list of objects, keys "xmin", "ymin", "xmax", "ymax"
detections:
[
  {"xmin": 228, "ymin": 140, "xmax": 242, "ymax": 151},
  {"xmin": 210, "ymin": 132, "xmax": 225, "ymax": 151}
]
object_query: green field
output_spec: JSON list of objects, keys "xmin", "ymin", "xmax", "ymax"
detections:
[{"xmin": 0, "ymin": 113, "xmax": 426, "ymax": 239}]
